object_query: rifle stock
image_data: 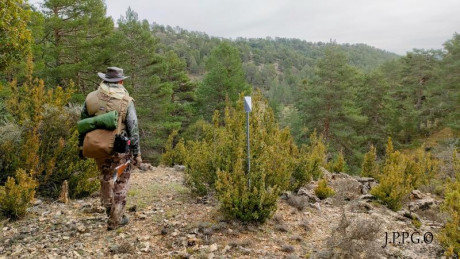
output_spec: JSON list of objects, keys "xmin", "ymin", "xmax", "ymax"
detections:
[{"xmin": 113, "ymin": 159, "xmax": 131, "ymax": 182}]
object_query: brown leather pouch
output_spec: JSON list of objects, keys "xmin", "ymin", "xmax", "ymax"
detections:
[{"xmin": 82, "ymin": 129, "xmax": 116, "ymax": 159}]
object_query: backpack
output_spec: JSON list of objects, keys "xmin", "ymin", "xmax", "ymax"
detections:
[{"xmin": 82, "ymin": 95, "xmax": 131, "ymax": 159}]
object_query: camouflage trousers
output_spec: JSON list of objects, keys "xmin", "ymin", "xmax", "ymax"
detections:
[{"xmin": 96, "ymin": 153, "xmax": 132, "ymax": 228}]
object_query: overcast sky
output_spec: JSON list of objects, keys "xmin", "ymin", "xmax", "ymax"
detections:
[{"xmin": 31, "ymin": 0, "xmax": 460, "ymax": 55}]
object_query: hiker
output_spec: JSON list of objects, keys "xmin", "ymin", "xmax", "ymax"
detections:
[{"xmin": 78, "ymin": 67, "xmax": 142, "ymax": 230}]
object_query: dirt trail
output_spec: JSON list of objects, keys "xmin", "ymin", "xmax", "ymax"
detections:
[{"xmin": 0, "ymin": 167, "xmax": 445, "ymax": 258}]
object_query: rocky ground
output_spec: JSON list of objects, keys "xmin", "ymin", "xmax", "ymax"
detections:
[{"xmin": 0, "ymin": 166, "xmax": 447, "ymax": 259}]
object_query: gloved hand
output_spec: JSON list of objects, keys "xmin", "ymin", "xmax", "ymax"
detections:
[{"xmin": 133, "ymin": 155, "xmax": 142, "ymax": 168}]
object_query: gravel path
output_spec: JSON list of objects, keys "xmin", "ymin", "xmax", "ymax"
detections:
[{"xmin": 0, "ymin": 167, "xmax": 445, "ymax": 258}]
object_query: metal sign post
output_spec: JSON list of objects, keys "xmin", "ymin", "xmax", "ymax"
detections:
[{"xmin": 244, "ymin": 96, "xmax": 252, "ymax": 188}]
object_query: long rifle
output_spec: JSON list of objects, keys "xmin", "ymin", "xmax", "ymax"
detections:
[{"xmin": 113, "ymin": 159, "xmax": 131, "ymax": 182}]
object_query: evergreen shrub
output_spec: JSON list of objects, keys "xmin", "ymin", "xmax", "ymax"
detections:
[
  {"xmin": 439, "ymin": 150, "xmax": 460, "ymax": 257},
  {"xmin": 315, "ymin": 178, "xmax": 335, "ymax": 200},
  {"xmin": 0, "ymin": 121, "xmax": 22, "ymax": 183},
  {"xmin": 291, "ymin": 131, "xmax": 326, "ymax": 190},
  {"xmin": 361, "ymin": 145, "xmax": 379, "ymax": 178},
  {"xmin": 371, "ymin": 148, "xmax": 412, "ymax": 210},
  {"xmin": 370, "ymin": 138, "xmax": 439, "ymax": 211},
  {"xmin": 182, "ymin": 91, "xmax": 297, "ymax": 222},
  {"xmin": 1, "ymin": 79, "xmax": 99, "ymax": 199},
  {"xmin": 0, "ymin": 169, "xmax": 37, "ymax": 219},
  {"xmin": 161, "ymin": 129, "xmax": 186, "ymax": 166},
  {"xmin": 161, "ymin": 129, "xmax": 179, "ymax": 167},
  {"xmin": 328, "ymin": 150, "xmax": 347, "ymax": 173}
]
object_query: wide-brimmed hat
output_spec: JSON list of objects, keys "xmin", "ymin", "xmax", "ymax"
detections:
[{"xmin": 97, "ymin": 67, "xmax": 129, "ymax": 82}]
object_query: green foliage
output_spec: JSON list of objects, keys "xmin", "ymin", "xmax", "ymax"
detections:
[
  {"xmin": 67, "ymin": 148, "xmax": 99, "ymax": 199},
  {"xmin": 440, "ymin": 33, "xmax": 460, "ymax": 132},
  {"xmin": 216, "ymin": 94, "xmax": 295, "ymax": 222},
  {"xmin": 407, "ymin": 147, "xmax": 439, "ymax": 189},
  {"xmin": 183, "ymin": 91, "xmax": 296, "ymax": 222},
  {"xmin": 370, "ymin": 138, "xmax": 439, "ymax": 211},
  {"xmin": 356, "ymin": 71, "xmax": 393, "ymax": 152},
  {"xmin": 439, "ymin": 181, "xmax": 460, "ymax": 257},
  {"xmin": 182, "ymin": 113, "xmax": 221, "ymax": 195},
  {"xmin": 153, "ymin": 27, "xmax": 398, "ymax": 92},
  {"xmin": 113, "ymin": 9, "xmax": 197, "ymax": 164},
  {"xmin": 411, "ymin": 217, "xmax": 422, "ymax": 229},
  {"xmin": 1, "ymin": 79, "xmax": 98, "ymax": 198},
  {"xmin": 161, "ymin": 129, "xmax": 179, "ymax": 167},
  {"xmin": 314, "ymin": 178, "xmax": 335, "ymax": 200},
  {"xmin": 2, "ymin": 2, "xmax": 459, "ymax": 230},
  {"xmin": 112, "ymin": 8, "xmax": 159, "ymax": 90},
  {"xmin": 328, "ymin": 150, "xmax": 347, "ymax": 173},
  {"xmin": 0, "ymin": 121, "xmax": 22, "ymax": 183},
  {"xmin": 197, "ymin": 41, "xmax": 251, "ymax": 119},
  {"xmin": 291, "ymin": 131, "xmax": 327, "ymax": 190},
  {"xmin": 361, "ymin": 145, "xmax": 379, "ymax": 178},
  {"xmin": 0, "ymin": 169, "xmax": 37, "ymax": 219},
  {"xmin": 161, "ymin": 129, "xmax": 186, "ymax": 166},
  {"xmin": 439, "ymin": 149, "xmax": 460, "ymax": 257},
  {"xmin": 34, "ymin": 0, "xmax": 114, "ymax": 92},
  {"xmin": 37, "ymin": 106, "xmax": 99, "ymax": 198},
  {"xmin": 294, "ymin": 46, "xmax": 366, "ymax": 172},
  {"xmin": 384, "ymin": 50, "xmax": 442, "ymax": 144},
  {"xmin": 184, "ymin": 140, "xmax": 216, "ymax": 196},
  {"xmin": 216, "ymin": 164, "xmax": 279, "ymax": 222},
  {"xmin": 0, "ymin": 0, "xmax": 32, "ymax": 73},
  {"xmin": 4, "ymin": 79, "xmax": 72, "ymax": 174},
  {"xmin": 38, "ymin": 129, "xmax": 100, "ymax": 199},
  {"xmin": 371, "ymin": 149, "xmax": 410, "ymax": 211},
  {"xmin": 174, "ymin": 139, "xmax": 187, "ymax": 166}
]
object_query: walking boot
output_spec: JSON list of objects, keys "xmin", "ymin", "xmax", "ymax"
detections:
[
  {"xmin": 107, "ymin": 215, "xmax": 129, "ymax": 230},
  {"xmin": 107, "ymin": 204, "xmax": 127, "ymax": 231},
  {"xmin": 120, "ymin": 215, "xmax": 129, "ymax": 226}
]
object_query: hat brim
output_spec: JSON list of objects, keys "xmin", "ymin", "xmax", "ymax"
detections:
[{"xmin": 98, "ymin": 72, "xmax": 129, "ymax": 82}]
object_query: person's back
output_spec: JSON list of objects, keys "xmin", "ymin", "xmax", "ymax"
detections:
[{"xmin": 78, "ymin": 67, "xmax": 142, "ymax": 230}]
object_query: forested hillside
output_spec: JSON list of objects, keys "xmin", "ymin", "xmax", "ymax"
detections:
[
  {"xmin": 152, "ymin": 25, "xmax": 399, "ymax": 109},
  {"xmin": 1, "ymin": 1, "xmax": 459, "ymax": 257},
  {"xmin": 152, "ymin": 24, "xmax": 399, "ymax": 78},
  {"xmin": 152, "ymin": 23, "xmax": 459, "ymax": 173}
]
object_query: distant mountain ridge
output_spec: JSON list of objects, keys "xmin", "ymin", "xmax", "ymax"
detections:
[{"xmin": 151, "ymin": 24, "xmax": 399, "ymax": 78}]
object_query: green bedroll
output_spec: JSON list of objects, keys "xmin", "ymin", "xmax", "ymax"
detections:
[{"xmin": 77, "ymin": 110, "xmax": 118, "ymax": 134}]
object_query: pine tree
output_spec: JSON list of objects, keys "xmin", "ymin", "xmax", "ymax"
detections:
[
  {"xmin": 35, "ymin": 0, "xmax": 114, "ymax": 92},
  {"xmin": 357, "ymin": 71, "xmax": 394, "ymax": 153},
  {"xmin": 440, "ymin": 34, "xmax": 460, "ymax": 132},
  {"xmin": 295, "ymin": 46, "xmax": 366, "ymax": 170},
  {"xmin": 112, "ymin": 8, "xmax": 158, "ymax": 90},
  {"xmin": 134, "ymin": 50, "xmax": 196, "ymax": 163},
  {"xmin": 112, "ymin": 8, "xmax": 197, "ymax": 163},
  {"xmin": 197, "ymin": 41, "xmax": 251, "ymax": 119},
  {"xmin": 385, "ymin": 50, "xmax": 441, "ymax": 143}
]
